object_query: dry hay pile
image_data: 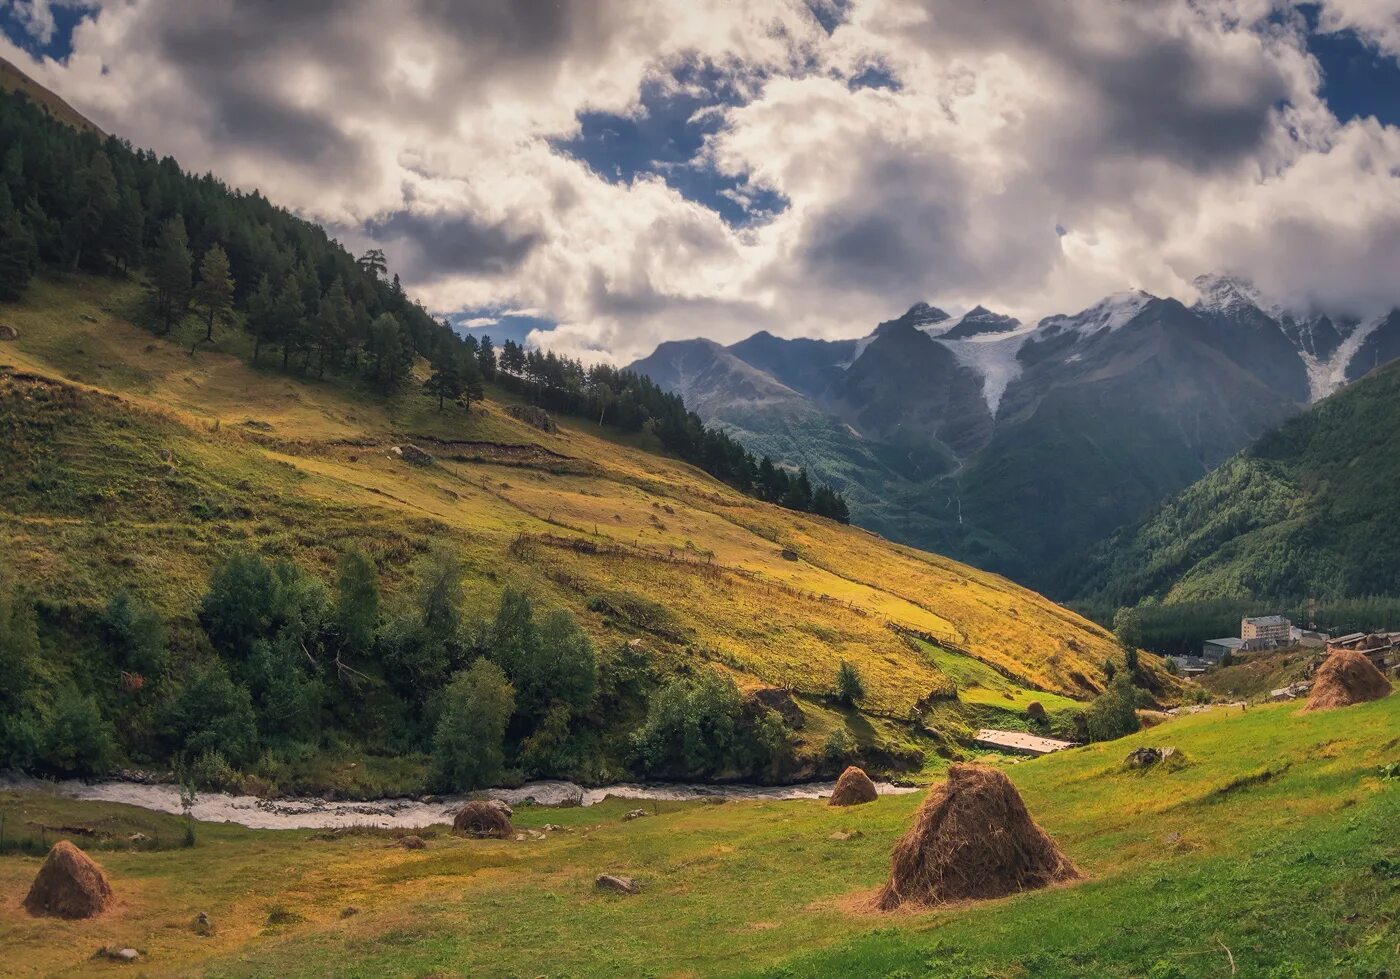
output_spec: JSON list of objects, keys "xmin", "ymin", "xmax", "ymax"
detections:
[
  {"xmin": 452, "ymin": 801, "xmax": 514, "ymax": 838},
  {"xmin": 877, "ymin": 764, "xmax": 1079, "ymax": 910},
  {"xmin": 829, "ymin": 766, "xmax": 879, "ymax": 806},
  {"xmin": 23, "ymin": 840, "xmax": 113, "ymax": 919},
  {"xmin": 1302, "ymin": 649, "xmax": 1392, "ymax": 712}
]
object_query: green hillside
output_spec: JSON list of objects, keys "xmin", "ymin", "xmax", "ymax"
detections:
[{"xmin": 1068, "ymin": 359, "xmax": 1400, "ymax": 608}]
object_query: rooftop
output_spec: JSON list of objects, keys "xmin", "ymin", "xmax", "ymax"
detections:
[{"xmin": 1244, "ymin": 615, "xmax": 1290, "ymax": 627}]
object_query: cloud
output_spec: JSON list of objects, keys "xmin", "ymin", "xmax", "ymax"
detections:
[{"xmin": 1, "ymin": 0, "xmax": 1398, "ymax": 362}]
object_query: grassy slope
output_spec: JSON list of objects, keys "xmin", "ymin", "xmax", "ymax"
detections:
[
  {"xmin": 0, "ymin": 274, "xmax": 1122, "ymax": 754},
  {"xmin": 0, "ymin": 56, "xmax": 102, "ymax": 135},
  {"xmin": 0, "ymin": 692, "xmax": 1394, "ymax": 976},
  {"xmin": 1067, "ymin": 360, "xmax": 1400, "ymax": 607}
]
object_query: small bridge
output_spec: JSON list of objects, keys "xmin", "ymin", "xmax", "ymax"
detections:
[{"xmin": 973, "ymin": 729, "xmax": 1079, "ymax": 756}]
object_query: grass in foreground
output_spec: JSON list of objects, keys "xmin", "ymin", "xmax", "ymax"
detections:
[{"xmin": 1, "ymin": 693, "xmax": 1395, "ymax": 977}]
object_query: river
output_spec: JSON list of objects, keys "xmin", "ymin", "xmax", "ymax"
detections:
[{"xmin": 2, "ymin": 776, "xmax": 918, "ymax": 830}]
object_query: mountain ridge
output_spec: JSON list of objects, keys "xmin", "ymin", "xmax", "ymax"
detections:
[{"xmin": 628, "ymin": 278, "xmax": 1400, "ymax": 590}]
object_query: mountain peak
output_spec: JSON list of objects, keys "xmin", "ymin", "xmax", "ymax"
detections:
[
  {"xmin": 1192, "ymin": 273, "xmax": 1267, "ymax": 316},
  {"xmin": 942, "ymin": 305, "xmax": 1022, "ymax": 340},
  {"xmin": 902, "ymin": 301, "xmax": 950, "ymax": 327},
  {"xmin": 1039, "ymin": 289, "xmax": 1155, "ymax": 338}
]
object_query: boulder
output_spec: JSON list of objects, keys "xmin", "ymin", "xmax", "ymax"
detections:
[
  {"xmin": 398, "ymin": 835, "xmax": 426, "ymax": 850},
  {"xmin": 397, "ymin": 443, "xmax": 434, "ymax": 466},
  {"xmin": 1125, "ymin": 746, "xmax": 1177, "ymax": 769},
  {"xmin": 623, "ymin": 809, "xmax": 648, "ymax": 821},
  {"xmin": 0, "ymin": 324, "xmax": 17, "ymax": 340},
  {"xmin": 595, "ymin": 874, "xmax": 640, "ymax": 895},
  {"xmin": 97, "ymin": 947, "xmax": 140, "ymax": 963}
]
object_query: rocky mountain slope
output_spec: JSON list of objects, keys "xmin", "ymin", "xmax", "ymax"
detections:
[{"xmin": 630, "ymin": 275, "xmax": 1400, "ymax": 592}]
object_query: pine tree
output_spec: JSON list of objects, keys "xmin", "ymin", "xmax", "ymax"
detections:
[
  {"xmin": 246, "ymin": 274, "xmax": 275, "ymax": 363},
  {"xmin": 273, "ymin": 272, "xmax": 304, "ymax": 370},
  {"xmin": 149, "ymin": 217, "xmax": 192, "ymax": 335},
  {"xmin": 193, "ymin": 243, "xmax": 235, "ymax": 343},
  {"xmin": 313, "ymin": 277, "xmax": 351, "ymax": 378},
  {"xmin": 69, "ymin": 149, "xmax": 117, "ymax": 270},
  {"xmin": 110, "ymin": 187, "xmax": 144, "ymax": 272},
  {"xmin": 424, "ymin": 350, "xmax": 463, "ymax": 409},
  {"xmin": 459, "ymin": 346, "xmax": 485, "ymax": 411},
  {"xmin": 477, "ymin": 335, "xmax": 497, "ymax": 379},
  {"xmin": 0, "ymin": 208, "xmax": 38, "ymax": 301}
]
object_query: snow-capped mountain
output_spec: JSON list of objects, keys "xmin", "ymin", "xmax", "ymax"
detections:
[{"xmin": 627, "ymin": 277, "xmax": 1400, "ymax": 593}]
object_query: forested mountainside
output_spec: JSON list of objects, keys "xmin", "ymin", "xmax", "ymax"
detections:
[
  {"xmin": 632, "ymin": 277, "xmax": 1400, "ymax": 592},
  {"xmin": 1065, "ymin": 358, "xmax": 1400, "ymax": 610},
  {"xmin": 0, "ymin": 83, "xmax": 1130, "ymax": 796}
]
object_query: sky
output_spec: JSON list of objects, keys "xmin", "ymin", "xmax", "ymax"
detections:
[{"xmin": 2, "ymin": 0, "xmax": 1400, "ymax": 363}]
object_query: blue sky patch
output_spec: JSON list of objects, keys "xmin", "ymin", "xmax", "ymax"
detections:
[
  {"xmin": 1301, "ymin": 5, "xmax": 1400, "ymax": 127},
  {"xmin": 450, "ymin": 309, "xmax": 556, "ymax": 349},
  {"xmin": 0, "ymin": 2, "xmax": 93, "ymax": 60},
  {"xmin": 550, "ymin": 59, "xmax": 789, "ymax": 228}
]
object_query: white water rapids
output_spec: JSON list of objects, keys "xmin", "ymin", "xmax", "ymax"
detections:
[{"xmin": 2, "ymin": 776, "xmax": 917, "ymax": 830}]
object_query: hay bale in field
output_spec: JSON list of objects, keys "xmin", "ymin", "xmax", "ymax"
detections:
[
  {"xmin": 828, "ymin": 766, "xmax": 879, "ymax": 807},
  {"xmin": 876, "ymin": 764, "xmax": 1078, "ymax": 910},
  {"xmin": 1301, "ymin": 649, "xmax": 1392, "ymax": 712},
  {"xmin": 1025, "ymin": 701, "xmax": 1046, "ymax": 722},
  {"xmin": 452, "ymin": 800, "xmax": 513, "ymax": 839},
  {"xmin": 398, "ymin": 835, "xmax": 426, "ymax": 849},
  {"xmin": 23, "ymin": 841, "xmax": 113, "ymax": 919}
]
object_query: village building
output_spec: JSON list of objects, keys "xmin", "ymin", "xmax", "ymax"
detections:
[
  {"xmin": 1201, "ymin": 637, "xmax": 1244, "ymax": 663},
  {"xmin": 1241, "ymin": 614, "xmax": 1292, "ymax": 644}
]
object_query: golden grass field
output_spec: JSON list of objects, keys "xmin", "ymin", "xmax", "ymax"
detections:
[{"xmin": 0, "ymin": 272, "xmax": 1124, "ymax": 727}]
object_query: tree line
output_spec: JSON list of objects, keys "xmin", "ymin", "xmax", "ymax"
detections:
[
  {"xmin": 0, "ymin": 551, "xmax": 811, "ymax": 792},
  {"xmin": 0, "ymin": 89, "xmax": 848, "ymax": 524}
]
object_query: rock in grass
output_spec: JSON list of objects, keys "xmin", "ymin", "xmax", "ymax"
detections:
[
  {"xmin": 398, "ymin": 835, "xmax": 426, "ymax": 850},
  {"xmin": 595, "ymin": 874, "xmax": 640, "ymax": 895},
  {"xmin": 97, "ymin": 947, "xmax": 140, "ymax": 963},
  {"xmin": 1126, "ymin": 746, "xmax": 1177, "ymax": 769},
  {"xmin": 623, "ymin": 809, "xmax": 648, "ymax": 821}
]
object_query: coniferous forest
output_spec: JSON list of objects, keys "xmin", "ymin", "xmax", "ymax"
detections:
[{"xmin": 0, "ymin": 90, "xmax": 848, "ymax": 524}]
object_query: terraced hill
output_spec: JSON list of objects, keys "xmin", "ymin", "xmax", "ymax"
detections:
[{"xmin": 0, "ymin": 274, "xmax": 1122, "ymax": 783}]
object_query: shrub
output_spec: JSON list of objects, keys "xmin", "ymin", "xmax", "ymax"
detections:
[
  {"xmin": 40, "ymin": 689, "xmax": 116, "ymax": 776},
  {"xmin": 163, "ymin": 660, "xmax": 259, "ymax": 765},
  {"xmin": 633, "ymin": 670, "xmax": 792, "ymax": 778},
  {"xmin": 1083, "ymin": 674, "xmax": 1142, "ymax": 742},
  {"xmin": 823, "ymin": 727, "xmax": 858, "ymax": 764}
]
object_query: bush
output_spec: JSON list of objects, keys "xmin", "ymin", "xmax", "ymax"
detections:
[
  {"xmin": 823, "ymin": 727, "xmax": 858, "ymax": 764},
  {"xmin": 104, "ymin": 589, "xmax": 169, "ymax": 677},
  {"xmin": 1083, "ymin": 674, "xmax": 1142, "ymax": 743},
  {"xmin": 163, "ymin": 660, "xmax": 260, "ymax": 765},
  {"xmin": 633, "ymin": 670, "xmax": 792, "ymax": 778},
  {"xmin": 431, "ymin": 658, "xmax": 515, "ymax": 791},
  {"xmin": 40, "ymin": 689, "xmax": 116, "ymax": 776}
]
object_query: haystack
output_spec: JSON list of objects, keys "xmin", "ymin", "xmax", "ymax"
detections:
[
  {"xmin": 829, "ymin": 765, "xmax": 879, "ymax": 807},
  {"xmin": 452, "ymin": 800, "xmax": 513, "ymax": 838},
  {"xmin": 1301, "ymin": 649, "xmax": 1392, "ymax": 712},
  {"xmin": 876, "ymin": 764, "xmax": 1078, "ymax": 910},
  {"xmin": 23, "ymin": 840, "xmax": 113, "ymax": 919}
]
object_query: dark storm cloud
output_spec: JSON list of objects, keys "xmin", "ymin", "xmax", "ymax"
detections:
[{"xmin": 365, "ymin": 209, "xmax": 542, "ymax": 280}]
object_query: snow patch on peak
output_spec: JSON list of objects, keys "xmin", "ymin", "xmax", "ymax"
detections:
[
  {"xmin": 1192, "ymin": 273, "xmax": 1265, "ymax": 315},
  {"xmin": 1040, "ymin": 289, "xmax": 1154, "ymax": 337},
  {"xmin": 1302, "ymin": 313, "xmax": 1388, "ymax": 402}
]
